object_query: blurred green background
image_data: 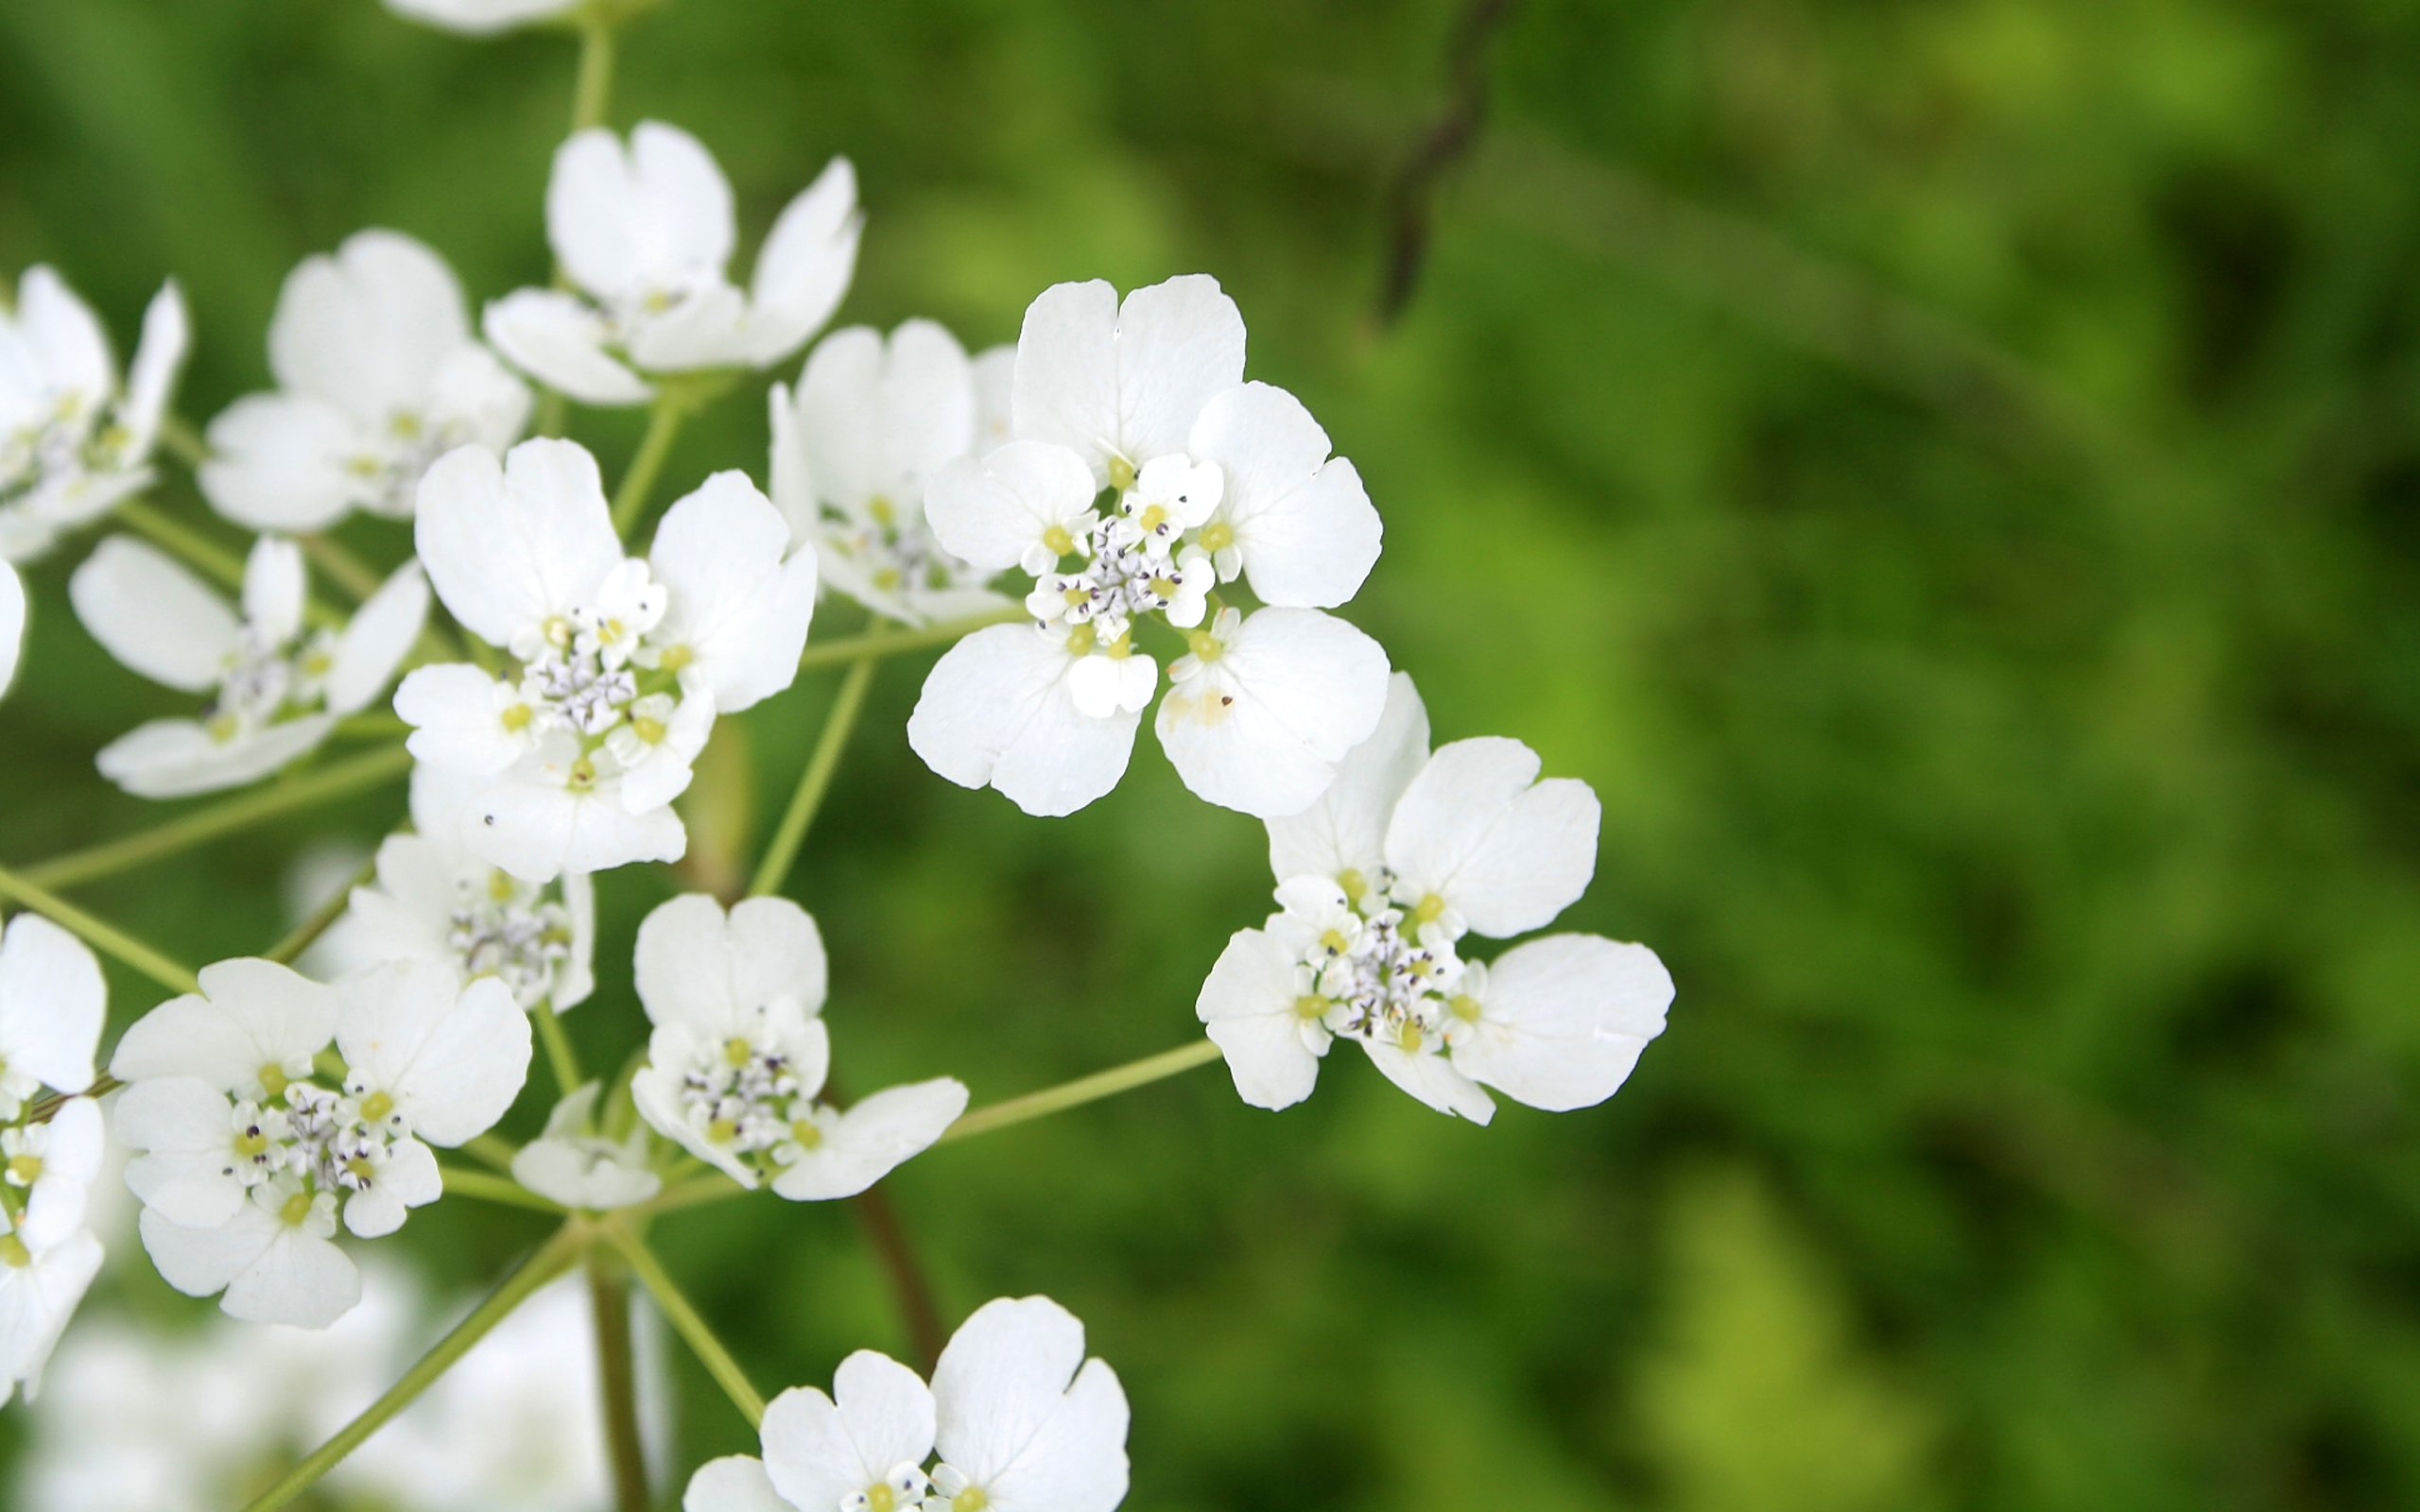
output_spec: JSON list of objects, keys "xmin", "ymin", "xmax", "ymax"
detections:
[{"xmin": 5, "ymin": 0, "xmax": 2418, "ymax": 1507}]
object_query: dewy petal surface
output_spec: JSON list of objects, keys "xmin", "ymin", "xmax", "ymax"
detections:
[{"xmin": 1384, "ymin": 737, "xmax": 1601, "ymax": 938}]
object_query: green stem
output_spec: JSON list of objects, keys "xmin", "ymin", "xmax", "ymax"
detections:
[
  {"xmin": 24, "ymin": 744, "xmax": 411, "ymax": 890},
  {"xmin": 569, "ymin": 12, "xmax": 617, "ymax": 133},
  {"xmin": 441, "ymin": 1165, "xmax": 565, "ymax": 1214},
  {"xmin": 28, "ymin": 1074, "xmax": 120, "ymax": 1123},
  {"xmin": 299, "ymin": 533, "xmax": 380, "ymax": 603},
  {"xmin": 748, "ymin": 656, "xmax": 876, "ymax": 898},
  {"xmin": 461, "ymin": 1131, "xmax": 522, "ymax": 1174},
  {"xmin": 606, "ymin": 1223, "xmax": 766, "ymax": 1427},
  {"xmin": 795, "ymin": 607, "xmax": 1022, "ymax": 672},
  {"xmin": 611, "ymin": 396, "xmax": 686, "ymax": 537},
  {"xmin": 0, "ymin": 862, "xmax": 199, "ymax": 995},
  {"xmin": 630, "ymin": 1169, "xmax": 747, "ymax": 1220},
  {"xmin": 533, "ymin": 999, "xmax": 582, "ymax": 1094},
  {"xmin": 236, "ymin": 1222, "xmax": 590, "ymax": 1512},
  {"xmin": 588, "ymin": 1251, "xmax": 651, "ymax": 1512},
  {"xmin": 266, "ymin": 855, "xmax": 376, "ymax": 966},
  {"xmin": 156, "ymin": 412, "xmax": 209, "ymax": 468},
  {"xmin": 942, "ymin": 1040, "xmax": 1224, "ymax": 1145},
  {"xmin": 115, "ymin": 496, "xmax": 245, "ymax": 592}
]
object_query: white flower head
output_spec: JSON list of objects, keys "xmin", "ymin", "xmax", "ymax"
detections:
[
  {"xmin": 910, "ymin": 276, "xmax": 1389, "ymax": 817},
  {"xmin": 0, "ymin": 1206, "xmax": 103, "ymax": 1406},
  {"xmin": 0, "ymin": 267, "xmax": 187, "ymax": 562},
  {"xmin": 383, "ymin": 0, "xmax": 579, "ymax": 34},
  {"xmin": 0, "ymin": 913, "xmax": 105, "ymax": 1121},
  {"xmin": 769, "ymin": 319, "xmax": 1008, "ymax": 627},
  {"xmin": 629, "ymin": 895, "xmax": 965, "ymax": 1201},
  {"xmin": 112, "ymin": 956, "xmax": 531, "ymax": 1327},
  {"xmin": 72, "ymin": 533, "xmax": 429, "ymax": 798},
  {"xmin": 486, "ymin": 122, "xmax": 861, "ymax": 406},
  {"xmin": 1198, "ymin": 673, "xmax": 1672, "ymax": 1121},
  {"xmin": 202, "ymin": 230, "xmax": 531, "ymax": 532},
  {"xmin": 395, "ymin": 437, "xmax": 817, "ymax": 880},
  {"xmin": 0, "ymin": 917, "xmax": 110, "ymax": 1392},
  {"xmin": 685, "ymin": 1295, "xmax": 1129, "ymax": 1512},
  {"xmin": 323, "ymin": 765, "xmax": 598, "ymax": 1012},
  {"xmin": 510, "ymin": 1081, "xmax": 661, "ymax": 1211}
]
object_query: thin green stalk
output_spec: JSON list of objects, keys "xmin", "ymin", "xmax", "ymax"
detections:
[
  {"xmin": 796, "ymin": 607, "xmax": 1022, "ymax": 672},
  {"xmin": 115, "ymin": 496, "xmax": 246, "ymax": 591},
  {"xmin": 25, "ymin": 744, "xmax": 410, "ymax": 890},
  {"xmin": 298, "ymin": 533, "xmax": 381, "ymax": 603},
  {"xmin": 569, "ymin": 12, "xmax": 617, "ymax": 132},
  {"xmin": 942, "ymin": 1040, "xmax": 1224, "ymax": 1144},
  {"xmin": 156, "ymin": 412, "xmax": 210, "ymax": 468},
  {"xmin": 533, "ymin": 1000, "xmax": 582, "ymax": 1094},
  {"xmin": 28, "ymin": 1075, "xmax": 119, "ymax": 1123},
  {"xmin": 606, "ymin": 1223, "xmax": 765, "ymax": 1427},
  {"xmin": 588, "ymin": 1252, "xmax": 650, "ymax": 1512},
  {"xmin": 611, "ymin": 396, "xmax": 686, "ymax": 536},
  {"xmin": 237, "ymin": 1222, "xmax": 590, "ymax": 1512},
  {"xmin": 266, "ymin": 855, "xmax": 376, "ymax": 966},
  {"xmin": 749, "ymin": 655, "xmax": 877, "ymax": 898},
  {"xmin": 0, "ymin": 862, "xmax": 199, "ymax": 995},
  {"xmin": 441, "ymin": 1165, "xmax": 565, "ymax": 1214},
  {"xmin": 631, "ymin": 1169, "xmax": 747, "ymax": 1220},
  {"xmin": 461, "ymin": 1132, "xmax": 522, "ymax": 1174}
]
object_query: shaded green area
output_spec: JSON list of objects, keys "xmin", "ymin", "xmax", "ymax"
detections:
[{"xmin": 4, "ymin": 0, "xmax": 2418, "ymax": 1507}]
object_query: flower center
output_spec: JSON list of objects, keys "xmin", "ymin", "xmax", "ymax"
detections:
[
  {"xmin": 675, "ymin": 1036, "xmax": 827, "ymax": 1177},
  {"xmin": 448, "ymin": 872, "xmax": 577, "ymax": 1008},
  {"xmin": 203, "ymin": 624, "xmax": 339, "ymax": 745},
  {"xmin": 225, "ymin": 1082, "xmax": 406, "ymax": 1208},
  {"xmin": 1286, "ymin": 874, "xmax": 1469, "ymax": 1057}
]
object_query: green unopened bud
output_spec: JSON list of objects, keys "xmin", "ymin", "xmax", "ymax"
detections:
[
  {"xmin": 790, "ymin": 1119, "xmax": 824, "ymax": 1149},
  {"xmin": 500, "ymin": 702, "xmax": 534, "ymax": 732},
  {"xmin": 1184, "ymin": 628, "xmax": 1224, "ymax": 663},
  {"xmin": 279, "ymin": 1190, "xmax": 316, "ymax": 1227},
  {"xmin": 632, "ymin": 714, "xmax": 668, "ymax": 745},
  {"xmin": 259, "ymin": 1064, "xmax": 291, "ymax": 1097},
  {"xmin": 1106, "ymin": 455, "xmax": 1137, "ymax": 493},
  {"xmin": 1197, "ymin": 521, "xmax": 1236, "ymax": 553},
  {"xmin": 1064, "ymin": 623, "xmax": 1098, "ymax": 657},
  {"xmin": 359, "ymin": 1091, "xmax": 395, "ymax": 1124},
  {"xmin": 1293, "ymin": 994, "xmax": 1330, "ymax": 1022},
  {"xmin": 1043, "ymin": 524, "xmax": 1077, "ymax": 558},
  {"xmin": 1448, "ymin": 993, "xmax": 1482, "ymax": 1023}
]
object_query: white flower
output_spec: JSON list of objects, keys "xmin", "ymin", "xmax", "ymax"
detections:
[
  {"xmin": 0, "ymin": 1209, "xmax": 102, "ymax": 1406},
  {"xmin": 0, "ymin": 912, "xmax": 108, "ymax": 1404},
  {"xmin": 2, "ymin": 1100, "xmax": 104, "ymax": 1253},
  {"xmin": 769, "ymin": 319, "xmax": 1007, "ymax": 626},
  {"xmin": 685, "ymin": 1295, "xmax": 1129, "ymax": 1512},
  {"xmin": 0, "ymin": 267, "xmax": 187, "ymax": 562},
  {"xmin": 112, "ymin": 956, "xmax": 531, "ymax": 1326},
  {"xmin": 200, "ymin": 230, "xmax": 530, "ymax": 532},
  {"xmin": 510, "ymin": 1081, "xmax": 660, "ymax": 1211},
  {"xmin": 1197, "ymin": 673, "xmax": 1672, "ymax": 1121},
  {"xmin": 910, "ymin": 276, "xmax": 1388, "ymax": 817},
  {"xmin": 383, "ymin": 0, "xmax": 579, "ymax": 34},
  {"xmin": 0, "ymin": 561, "xmax": 24, "ymax": 699},
  {"xmin": 628, "ymin": 895, "xmax": 965, "ymax": 1201},
  {"xmin": 322, "ymin": 766, "xmax": 597, "ymax": 1012},
  {"xmin": 71, "ymin": 533, "xmax": 429, "ymax": 798},
  {"xmin": 0, "ymin": 913, "xmax": 104, "ymax": 1120},
  {"xmin": 395, "ymin": 437, "xmax": 817, "ymax": 880},
  {"xmin": 486, "ymin": 122, "xmax": 860, "ymax": 406}
]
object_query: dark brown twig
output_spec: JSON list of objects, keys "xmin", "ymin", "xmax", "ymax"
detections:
[{"xmin": 1376, "ymin": 0, "xmax": 1521, "ymax": 325}]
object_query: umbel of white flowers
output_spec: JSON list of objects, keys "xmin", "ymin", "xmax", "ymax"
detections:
[
  {"xmin": 909, "ymin": 275, "xmax": 1392, "ymax": 820},
  {"xmin": 1197, "ymin": 673, "xmax": 1675, "ymax": 1122},
  {"xmin": 690, "ymin": 1296, "xmax": 1129, "ymax": 1512}
]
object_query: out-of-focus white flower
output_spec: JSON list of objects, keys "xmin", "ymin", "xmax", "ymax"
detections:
[
  {"xmin": 394, "ymin": 437, "xmax": 817, "ymax": 880},
  {"xmin": 909, "ymin": 275, "xmax": 1388, "ymax": 818},
  {"xmin": 1197, "ymin": 673, "xmax": 1672, "ymax": 1122},
  {"xmin": 71, "ymin": 533, "xmax": 428, "ymax": 798},
  {"xmin": 0, "ymin": 913, "xmax": 109, "ymax": 1402},
  {"xmin": 383, "ymin": 0, "xmax": 579, "ymax": 35},
  {"xmin": 486, "ymin": 122, "xmax": 860, "ymax": 405},
  {"xmin": 769, "ymin": 319, "xmax": 1006, "ymax": 626},
  {"xmin": 0, "ymin": 562, "xmax": 24, "ymax": 699},
  {"xmin": 686, "ymin": 1295, "xmax": 1130, "ymax": 1512},
  {"xmin": 629, "ymin": 894, "xmax": 965, "ymax": 1201},
  {"xmin": 201, "ymin": 230, "xmax": 529, "ymax": 532},
  {"xmin": 0, "ymin": 914, "xmax": 104, "ymax": 1123},
  {"xmin": 111, "ymin": 956, "xmax": 530, "ymax": 1327},
  {"xmin": 0, "ymin": 268, "xmax": 186, "ymax": 562},
  {"xmin": 510, "ymin": 1080, "xmax": 661, "ymax": 1210},
  {"xmin": 321, "ymin": 765, "xmax": 597, "ymax": 1011}
]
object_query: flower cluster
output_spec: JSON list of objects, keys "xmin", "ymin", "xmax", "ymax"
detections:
[{"xmin": 0, "ymin": 916, "xmax": 107, "ymax": 1404}]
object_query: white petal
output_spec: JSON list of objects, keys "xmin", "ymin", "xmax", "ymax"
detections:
[
  {"xmin": 110, "ymin": 958, "xmax": 337, "ymax": 1093},
  {"xmin": 384, "ymin": 0, "xmax": 582, "ymax": 36},
  {"xmin": 0, "ymin": 914, "xmax": 104, "ymax": 1093},
  {"xmin": 554, "ymin": 122, "xmax": 735, "ymax": 297},
  {"xmin": 269, "ymin": 229, "xmax": 472, "ymax": 419},
  {"xmin": 1384, "ymin": 737, "xmax": 1600, "ymax": 937},
  {"xmin": 1449, "ymin": 936, "xmax": 1671, "ymax": 1110},
  {"xmin": 324, "ymin": 561, "xmax": 429, "ymax": 714},
  {"xmin": 933, "ymin": 1297, "xmax": 1130, "ymax": 1512},
  {"xmin": 95, "ymin": 714, "xmax": 336, "ymax": 799},
  {"xmin": 199, "ymin": 392, "xmax": 360, "ymax": 532},
  {"xmin": 463, "ymin": 772, "xmax": 686, "ymax": 881},
  {"xmin": 634, "ymin": 893, "xmax": 826, "ymax": 1037},
  {"xmin": 69, "ymin": 536, "xmax": 239, "ymax": 692},
  {"xmin": 0, "ymin": 561, "xmax": 22, "ymax": 697},
  {"xmin": 19, "ymin": 1097, "xmax": 102, "ymax": 1247},
  {"xmin": 342, "ymin": 1135, "xmax": 441, "ymax": 1238},
  {"xmin": 627, "ymin": 279, "xmax": 752, "ymax": 371},
  {"xmin": 908, "ymin": 625, "xmax": 1136, "ymax": 816},
  {"xmin": 745, "ymin": 157, "xmax": 863, "ymax": 366},
  {"xmin": 415, "ymin": 438, "xmax": 624, "ymax": 646},
  {"xmin": 1156, "ymin": 608, "xmax": 1389, "ymax": 818},
  {"xmin": 648, "ymin": 471, "xmax": 817, "ymax": 713},
  {"xmin": 0, "ymin": 1229, "xmax": 101, "ymax": 1397},
  {"xmin": 770, "ymin": 1078, "xmax": 967, "ymax": 1202},
  {"xmin": 115, "ymin": 1076, "xmax": 245, "ymax": 1228},
  {"xmin": 1011, "ymin": 276, "xmax": 1244, "ymax": 481},
  {"xmin": 483, "ymin": 288, "xmax": 652, "ymax": 406},
  {"xmin": 923, "ymin": 440, "xmax": 1096, "ymax": 575},
  {"xmin": 241, "ymin": 535, "xmax": 307, "ymax": 644},
  {"xmin": 763, "ymin": 1354, "xmax": 937, "ymax": 1509},
  {"xmin": 1265, "ymin": 670, "xmax": 1428, "ymax": 885},
  {"xmin": 336, "ymin": 962, "xmax": 531, "ymax": 1145},
  {"xmin": 682, "ymin": 1455, "xmax": 791, "ymax": 1512},
  {"xmin": 15, "ymin": 268, "xmax": 111, "ymax": 397},
  {"xmin": 1189, "ymin": 381, "xmax": 1379, "ymax": 608},
  {"xmin": 121, "ymin": 281, "xmax": 189, "ymax": 453},
  {"xmin": 227, "ymin": 1217, "xmax": 360, "ymax": 1328},
  {"xmin": 395, "ymin": 663, "xmax": 525, "ymax": 774},
  {"xmin": 767, "ymin": 379, "xmax": 816, "ymax": 543},
  {"xmin": 1358, "ymin": 1039, "xmax": 1495, "ymax": 1124},
  {"xmin": 1194, "ymin": 929, "xmax": 1320, "ymax": 1110}
]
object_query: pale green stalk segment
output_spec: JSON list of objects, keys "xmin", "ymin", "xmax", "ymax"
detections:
[
  {"xmin": 460, "ymin": 1131, "xmax": 523, "ymax": 1174},
  {"xmin": 942, "ymin": 1039, "xmax": 1225, "ymax": 1144},
  {"xmin": 298, "ymin": 533, "xmax": 381, "ymax": 603},
  {"xmin": 533, "ymin": 999, "xmax": 583, "ymax": 1093},
  {"xmin": 0, "ymin": 862, "xmax": 199, "ymax": 996},
  {"xmin": 24, "ymin": 744, "xmax": 411, "ymax": 890},
  {"xmin": 441, "ymin": 1165, "xmax": 566, "ymax": 1214},
  {"xmin": 607, "ymin": 1224, "xmax": 767, "ymax": 1427},
  {"xmin": 629, "ymin": 1169, "xmax": 750, "ymax": 1220},
  {"xmin": 155, "ymin": 412, "xmax": 209, "ymax": 469},
  {"xmin": 794, "ymin": 605, "xmax": 1024, "ymax": 672},
  {"xmin": 116, "ymin": 498, "xmax": 346, "ymax": 633},
  {"xmin": 588, "ymin": 1252, "xmax": 650, "ymax": 1512},
  {"xmin": 235, "ymin": 1222, "xmax": 591, "ymax": 1512},
  {"xmin": 749, "ymin": 655, "xmax": 878, "ymax": 898},
  {"xmin": 266, "ymin": 854, "xmax": 377, "ymax": 966},
  {"xmin": 570, "ymin": 12, "xmax": 617, "ymax": 133},
  {"xmin": 610, "ymin": 396, "xmax": 686, "ymax": 536}
]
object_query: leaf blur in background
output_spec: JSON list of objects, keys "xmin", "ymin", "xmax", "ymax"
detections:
[{"xmin": 2, "ymin": 0, "xmax": 2416, "ymax": 1507}]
